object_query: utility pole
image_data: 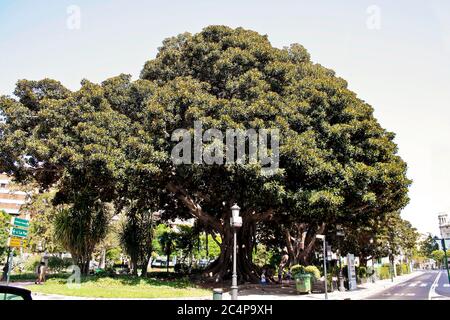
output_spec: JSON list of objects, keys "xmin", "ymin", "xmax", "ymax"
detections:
[
  {"xmin": 6, "ymin": 248, "xmax": 14, "ymax": 286},
  {"xmin": 336, "ymin": 225, "xmax": 345, "ymax": 292},
  {"xmin": 316, "ymin": 234, "xmax": 328, "ymax": 300},
  {"xmin": 441, "ymin": 239, "xmax": 450, "ymax": 284}
]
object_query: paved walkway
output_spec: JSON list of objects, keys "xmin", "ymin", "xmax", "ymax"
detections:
[{"xmin": 219, "ymin": 271, "xmax": 424, "ymax": 300}]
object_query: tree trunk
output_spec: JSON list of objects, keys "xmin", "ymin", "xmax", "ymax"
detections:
[
  {"xmin": 203, "ymin": 220, "xmax": 261, "ymax": 283},
  {"xmin": 80, "ymin": 257, "xmax": 90, "ymax": 275},
  {"xmin": 74, "ymin": 254, "xmax": 90, "ymax": 275},
  {"xmin": 166, "ymin": 253, "xmax": 170, "ymax": 273},
  {"xmin": 359, "ymin": 256, "xmax": 368, "ymax": 267},
  {"xmin": 130, "ymin": 256, "xmax": 138, "ymax": 276},
  {"xmin": 206, "ymin": 232, "xmax": 209, "ymax": 258},
  {"xmin": 141, "ymin": 256, "xmax": 150, "ymax": 277},
  {"xmin": 100, "ymin": 248, "xmax": 106, "ymax": 269},
  {"xmin": 166, "ymin": 182, "xmax": 274, "ymax": 283}
]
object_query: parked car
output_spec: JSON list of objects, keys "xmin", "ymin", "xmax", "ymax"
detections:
[
  {"xmin": 0, "ymin": 285, "xmax": 32, "ymax": 300},
  {"xmin": 198, "ymin": 259, "xmax": 211, "ymax": 268},
  {"xmin": 151, "ymin": 257, "xmax": 175, "ymax": 268}
]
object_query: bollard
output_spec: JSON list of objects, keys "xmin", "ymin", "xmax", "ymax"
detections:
[{"xmin": 213, "ymin": 288, "xmax": 223, "ymax": 300}]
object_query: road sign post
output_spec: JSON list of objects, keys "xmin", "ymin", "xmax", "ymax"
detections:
[
  {"xmin": 10, "ymin": 217, "xmax": 30, "ymax": 228},
  {"xmin": 6, "ymin": 248, "xmax": 14, "ymax": 286},
  {"xmin": 7, "ymin": 237, "xmax": 27, "ymax": 248},
  {"xmin": 9, "ymin": 227, "xmax": 28, "ymax": 238}
]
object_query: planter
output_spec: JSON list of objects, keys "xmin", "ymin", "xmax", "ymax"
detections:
[{"xmin": 295, "ymin": 274, "xmax": 312, "ymax": 294}]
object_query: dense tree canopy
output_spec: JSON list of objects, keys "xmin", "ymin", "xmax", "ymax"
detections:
[
  {"xmin": 0, "ymin": 25, "xmax": 411, "ymax": 281},
  {"xmin": 0, "ymin": 210, "xmax": 9, "ymax": 261},
  {"xmin": 420, "ymin": 234, "xmax": 439, "ymax": 258}
]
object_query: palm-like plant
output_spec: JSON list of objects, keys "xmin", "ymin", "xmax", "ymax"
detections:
[
  {"xmin": 119, "ymin": 207, "xmax": 155, "ymax": 276},
  {"xmin": 54, "ymin": 201, "xmax": 109, "ymax": 275},
  {"xmin": 159, "ymin": 229, "xmax": 177, "ymax": 273}
]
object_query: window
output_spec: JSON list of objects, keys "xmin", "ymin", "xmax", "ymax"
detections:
[
  {"xmin": 1, "ymin": 293, "xmax": 25, "ymax": 300},
  {"xmin": 0, "ymin": 183, "xmax": 6, "ymax": 188}
]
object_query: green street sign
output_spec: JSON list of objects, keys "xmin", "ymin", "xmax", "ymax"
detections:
[
  {"xmin": 10, "ymin": 227, "xmax": 28, "ymax": 238},
  {"xmin": 10, "ymin": 217, "xmax": 29, "ymax": 228}
]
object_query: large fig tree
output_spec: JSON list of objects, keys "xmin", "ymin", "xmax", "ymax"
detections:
[{"xmin": 0, "ymin": 25, "xmax": 410, "ymax": 282}]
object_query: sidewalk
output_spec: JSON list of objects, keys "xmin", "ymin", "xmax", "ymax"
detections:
[
  {"xmin": 3, "ymin": 271, "xmax": 423, "ymax": 300},
  {"xmin": 219, "ymin": 271, "xmax": 424, "ymax": 300}
]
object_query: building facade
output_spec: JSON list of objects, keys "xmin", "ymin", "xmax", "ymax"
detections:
[
  {"xmin": 438, "ymin": 213, "xmax": 450, "ymax": 239},
  {"xmin": 0, "ymin": 173, "xmax": 28, "ymax": 216}
]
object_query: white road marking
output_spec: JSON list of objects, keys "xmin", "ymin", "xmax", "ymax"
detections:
[
  {"xmin": 429, "ymin": 271, "xmax": 442, "ymax": 300},
  {"xmin": 408, "ymin": 282, "xmax": 418, "ymax": 287},
  {"xmin": 406, "ymin": 293, "xmax": 415, "ymax": 296},
  {"xmin": 443, "ymin": 284, "xmax": 450, "ymax": 288},
  {"xmin": 419, "ymin": 283, "xmax": 427, "ymax": 287}
]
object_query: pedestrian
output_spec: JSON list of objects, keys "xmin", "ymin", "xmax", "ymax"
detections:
[
  {"xmin": 260, "ymin": 269, "xmax": 267, "ymax": 287},
  {"xmin": 35, "ymin": 255, "xmax": 48, "ymax": 285},
  {"xmin": 286, "ymin": 270, "xmax": 292, "ymax": 284},
  {"xmin": 277, "ymin": 267, "xmax": 283, "ymax": 284},
  {"xmin": 278, "ymin": 249, "xmax": 289, "ymax": 283},
  {"xmin": 1, "ymin": 262, "xmax": 8, "ymax": 282}
]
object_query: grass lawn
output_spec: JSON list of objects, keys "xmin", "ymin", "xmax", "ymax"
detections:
[{"xmin": 27, "ymin": 275, "xmax": 212, "ymax": 299}]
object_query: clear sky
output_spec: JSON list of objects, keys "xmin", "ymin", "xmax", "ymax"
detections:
[{"xmin": 1, "ymin": 0, "xmax": 449, "ymax": 235}]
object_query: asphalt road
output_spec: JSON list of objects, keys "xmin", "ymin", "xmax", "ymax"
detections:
[{"xmin": 366, "ymin": 270, "xmax": 450, "ymax": 300}]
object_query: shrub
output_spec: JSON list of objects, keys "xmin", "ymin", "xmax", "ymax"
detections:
[
  {"xmin": 174, "ymin": 263, "xmax": 189, "ymax": 273},
  {"xmin": 48, "ymin": 256, "xmax": 73, "ymax": 273},
  {"xmin": 377, "ymin": 266, "xmax": 391, "ymax": 280},
  {"xmin": 290, "ymin": 264, "xmax": 305, "ymax": 278},
  {"xmin": 24, "ymin": 255, "xmax": 41, "ymax": 273},
  {"xmin": 401, "ymin": 263, "xmax": 410, "ymax": 274},
  {"xmin": 357, "ymin": 266, "xmax": 367, "ymax": 279},
  {"xmin": 395, "ymin": 264, "xmax": 402, "ymax": 276},
  {"xmin": 106, "ymin": 247, "xmax": 122, "ymax": 266},
  {"xmin": 94, "ymin": 267, "xmax": 116, "ymax": 277},
  {"xmin": 304, "ymin": 265, "xmax": 321, "ymax": 281},
  {"xmin": 330, "ymin": 265, "xmax": 341, "ymax": 277}
]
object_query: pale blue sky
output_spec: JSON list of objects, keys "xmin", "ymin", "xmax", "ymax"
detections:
[{"xmin": 1, "ymin": 0, "xmax": 449, "ymax": 235}]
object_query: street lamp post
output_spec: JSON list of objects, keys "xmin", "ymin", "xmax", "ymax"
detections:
[
  {"xmin": 369, "ymin": 238, "xmax": 375, "ymax": 283},
  {"xmin": 230, "ymin": 204, "xmax": 242, "ymax": 300},
  {"xmin": 336, "ymin": 225, "xmax": 345, "ymax": 292},
  {"xmin": 316, "ymin": 234, "xmax": 328, "ymax": 300}
]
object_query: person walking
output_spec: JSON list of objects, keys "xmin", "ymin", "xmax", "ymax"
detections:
[
  {"xmin": 35, "ymin": 261, "xmax": 44, "ymax": 284},
  {"xmin": 278, "ymin": 249, "xmax": 289, "ymax": 284},
  {"xmin": 35, "ymin": 255, "xmax": 49, "ymax": 284},
  {"xmin": 1, "ymin": 262, "xmax": 8, "ymax": 282}
]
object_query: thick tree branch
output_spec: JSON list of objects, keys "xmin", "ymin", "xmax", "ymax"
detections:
[{"xmin": 166, "ymin": 182, "xmax": 222, "ymax": 232}]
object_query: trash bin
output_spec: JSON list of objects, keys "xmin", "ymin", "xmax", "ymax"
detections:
[
  {"xmin": 213, "ymin": 288, "xmax": 223, "ymax": 300},
  {"xmin": 295, "ymin": 274, "xmax": 312, "ymax": 294}
]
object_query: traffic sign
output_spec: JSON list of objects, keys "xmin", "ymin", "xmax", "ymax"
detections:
[
  {"xmin": 7, "ymin": 237, "xmax": 27, "ymax": 248},
  {"xmin": 10, "ymin": 227, "xmax": 28, "ymax": 238},
  {"xmin": 10, "ymin": 217, "xmax": 29, "ymax": 228}
]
